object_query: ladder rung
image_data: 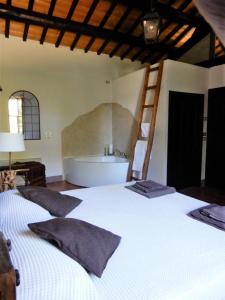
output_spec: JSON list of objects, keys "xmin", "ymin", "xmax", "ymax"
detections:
[
  {"xmin": 143, "ymin": 104, "xmax": 154, "ymax": 108},
  {"xmin": 147, "ymin": 85, "xmax": 157, "ymax": 90},
  {"xmin": 150, "ymin": 66, "xmax": 159, "ymax": 72}
]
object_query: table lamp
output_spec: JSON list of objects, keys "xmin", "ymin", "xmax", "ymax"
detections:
[{"xmin": 0, "ymin": 132, "xmax": 25, "ymax": 169}]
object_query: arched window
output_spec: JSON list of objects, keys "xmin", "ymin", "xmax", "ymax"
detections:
[{"xmin": 8, "ymin": 91, "xmax": 40, "ymax": 140}]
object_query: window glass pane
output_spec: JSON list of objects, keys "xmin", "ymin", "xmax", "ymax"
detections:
[
  {"xmin": 23, "ymin": 107, "xmax": 32, "ymax": 115},
  {"xmin": 33, "ymin": 131, "xmax": 40, "ymax": 139},
  {"xmin": 32, "ymin": 107, "xmax": 39, "ymax": 114},
  {"xmin": 24, "ymin": 124, "xmax": 33, "ymax": 131},
  {"xmin": 8, "ymin": 91, "xmax": 40, "ymax": 140},
  {"xmin": 9, "ymin": 116, "xmax": 19, "ymax": 133},
  {"xmin": 24, "ymin": 131, "xmax": 33, "ymax": 139},
  {"xmin": 24, "ymin": 115, "xmax": 32, "ymax": 123},
  {"xmin": 32, "ymin": 124, "xmax": 40, "ymax": 131},
  {"xmin": 32, "ymin": 115, "xmax": 39, "ymax": 123}
]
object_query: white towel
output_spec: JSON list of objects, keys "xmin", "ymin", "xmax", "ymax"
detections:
[
  {"xmin": 141, "ymin": 123, "xmax": 150, "ymax": 138},
  {"xmin": 132, "ymin": 140, "xmax": 148, "ymax": 173}
]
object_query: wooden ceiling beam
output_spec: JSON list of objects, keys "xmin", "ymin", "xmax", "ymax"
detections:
[
  {"xmin": 167, "ymin": 25, "xmax": 210, "ymax": 61},
  {"xmin": 120, "ymin": 44, "xmax": 140, "ymax": 60},
  {"xmin": 110, "ymin": 12, "xmax": 144, "ymax": 58},
  {"xmin": 0, "ymin": 3, "xmax": 141, "ymax": 46},
  {"xmin": 216, "ymin": 48, "xmax": 223, "ymax": 56},
  {"xmin": 70, "ymin": 0, "xmax": 99, "ymax": 50},
  {"xmin": 0, "ymin": 3, "xmax": 160, "ymax": 50},
  {"xmin": 149, "ymin": 9, "xmax": 197, "ymax": 64},
  {"xmin": 40, "ymin": 0, "xmax": 57, "ymax": 44},
  {"xmin": 131, "ymin": 48, "xmax": 146, "ymax": 62},
  {"xmin": 209, "ymin": 31, "xmax": 216, "ymax": 60},
  {"xmin": 143, "ymin": 25, "xmax": 193, "ymax": 64},
  {"xmin": 6, "ymin": 0, "xmax": 11, "ymax": 37},
  {"xmin": 219, "ymin": 41, "xmax": 225, "ymax": 55},
  {"xmin": 5, "ymin": 18, "xmax": 10, "ymax": 38},
  {"xmin": 128, "ymin": 0, "xmax": 192, "ymax": 62},
  {"xmin": 111, "ymin": 0, "xmax": 204, "ymax": 27},
  {"xmin": 5, "ymin": 0, "xmax": 10, "ymax": 38},
  {"xmin": 160, "ymin": 0, "xmax": 192, "ymax": 34},
  {"xmin": 55, "ymin": 0, "xmax": 79, "ymax": 48},
  {"xmin": 97, "ymin": 6, "xmax": 132, "ymax": 55},
  {"xmin": 197, "ymin": 55, "xmax": 225, "ymax": 68},
  {"xmin": 84, "ymin": 0, "xmax": 117, "ymax": 53},
  {"xmin": 23, "ymin": 0, "xmax": 35, "ymax": 41}
]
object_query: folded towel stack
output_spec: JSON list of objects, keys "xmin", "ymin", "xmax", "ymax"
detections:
[
  {"xmin": 126, "ymin": 180, "xmax": 176, "ymax": 199},
  {"xmin": 188, "ymin": 204, "xmax": 225, "ymax": 231}
]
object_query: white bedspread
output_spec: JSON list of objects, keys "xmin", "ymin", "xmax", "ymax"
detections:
[
  {"xmin": 0, "ymin": 190, "xmax": 98, "ymax": 300},
  {"xmin": 1, "ymin": 184, "xmax": 225, "ymax": 300},
  {"xmin": 65, "ymin": 184, "xmax": 225, "ymax": 300}
]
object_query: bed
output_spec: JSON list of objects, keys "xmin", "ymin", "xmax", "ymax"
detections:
[{"xmin": 1, "ymin": 183, "xmax": 225, "ymax": 300}]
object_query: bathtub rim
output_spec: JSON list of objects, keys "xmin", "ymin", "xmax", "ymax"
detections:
[{"xmin": 63, "ymin": 155, "xmax": 129, "ymax": 164}]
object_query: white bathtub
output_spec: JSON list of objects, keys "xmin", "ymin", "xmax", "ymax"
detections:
[{"xmin": 63, "ymin": 155, "xmax": 129, "ymax": 187}]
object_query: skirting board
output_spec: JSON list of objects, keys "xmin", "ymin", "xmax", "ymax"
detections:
[{"xmin": 46, "ymin": 175, "xmax": 63, "ymax": 183}]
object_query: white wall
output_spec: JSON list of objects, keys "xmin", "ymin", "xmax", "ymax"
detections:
[
  {"xmin": 208, "ymin": 64, "xmax": 225, "ymax": 89},
  {"xmin": 112, "ymin": 59, "xmax": 208, "ymax": 184},
  {"xmin": 0, "ymin": 36, "xmax": 141, "ymax": 177}
]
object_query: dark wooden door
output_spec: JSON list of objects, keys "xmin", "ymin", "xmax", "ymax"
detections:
[
  {"xmin": 167, "ymin": 91, "xmax": 204, "ymax": 189},
  {"xmin": 205, "ymin": 87, "xmax": 225, "ymax": 189}
]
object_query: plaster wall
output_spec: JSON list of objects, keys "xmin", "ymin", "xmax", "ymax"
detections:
[
  {"xmin": 208, "ymin": 64, "xmax": 225, "ymax": 88},
  {"xmin": 0, "ymin": 36, "xmax": 141, "ymax": 177},
  {"xmin": 112, "ymin": 59, "xmax": 208, "ymax": 184}
]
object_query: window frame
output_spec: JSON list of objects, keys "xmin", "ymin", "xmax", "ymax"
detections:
[{"xmin": 8, "ymin": 90, "xmax": 41, "ymax": 140}]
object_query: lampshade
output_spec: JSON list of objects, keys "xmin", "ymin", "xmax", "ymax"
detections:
[{"xmin": 0, "ymin": 132, "xmax": 25, "ymax": 152}]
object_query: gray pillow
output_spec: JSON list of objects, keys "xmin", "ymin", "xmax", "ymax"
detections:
[
  {"xmin": 28, "ymin": 218, "xmax": 121, "ymax": 277},
  {"xmin": 18, "ymin": 186, "xmax": 82, "ymax": 217}
]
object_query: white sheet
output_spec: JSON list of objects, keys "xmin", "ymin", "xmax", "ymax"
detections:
[
  {"xmin": 64, "ymin": 184, "xmax": 225, "ymax": 300},
  {"xmin": 0, "ymin": 190, "xmax": 98, "ymax": 300},
  {"xmin": 1, "ymin": 185, "xmax": 225, "ymax": 300}
]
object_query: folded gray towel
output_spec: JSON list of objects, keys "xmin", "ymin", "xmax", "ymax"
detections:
[
  {"xmin": 132, "ymin": 182, "xmax": 166, "ymax": 194},
  {"xmin": 126, "ymin": 181, "xmax": 176, "ymax": 199},
  {"xmin": 136, "ymin": 180, "xmax": 164, "ymax": 189},
  {"xmin": 200, "ymin": 204, "xmax": 225, "ymax": 223},
  {"xmin": 188, "ymin": 206, "xmax": 225, "ymax": 231},
  {"xmin": 134, "ymin": 180, "xmax": 167, "ymax": 193}
]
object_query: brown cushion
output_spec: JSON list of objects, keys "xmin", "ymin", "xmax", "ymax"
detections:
[
  {"xmin": 18, "ymin": 186, "xmax": 82, "ymax": 217},
  {"xmin": 28, "ymin": 218, "xmax": 121, "ymax": 277}
]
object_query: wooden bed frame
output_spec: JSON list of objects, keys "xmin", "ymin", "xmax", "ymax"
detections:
[{"xmin": 0, "ymin": 232, "xmax": 19, "ymax": 300}]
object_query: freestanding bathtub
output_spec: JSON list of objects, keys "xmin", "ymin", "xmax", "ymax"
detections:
[{"xmin": 63, "ymin": 155, "xmax": 129, "ymax": 187}]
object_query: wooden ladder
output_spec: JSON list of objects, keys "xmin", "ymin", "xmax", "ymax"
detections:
[{"xmin": 127, "ymin": 60, "xmax": 164, "ymax": 181}]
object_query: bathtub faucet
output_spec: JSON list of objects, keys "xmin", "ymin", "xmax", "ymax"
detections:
[{"xmin": 114, "ymin": 149, "xmax": 127, "ymax": 158}]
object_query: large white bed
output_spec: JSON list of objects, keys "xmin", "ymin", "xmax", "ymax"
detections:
[{"xmin": 1, "ymin": 183, "xmax": 225, "ymax": 300}]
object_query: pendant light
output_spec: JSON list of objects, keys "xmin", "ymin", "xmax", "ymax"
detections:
[{"xmin": 142, "ymin": 0, "xmax": 161, "ymax": 44}]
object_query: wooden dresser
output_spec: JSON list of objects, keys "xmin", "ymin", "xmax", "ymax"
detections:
[{"xmin": 0, "ymin": 161, "xmax": 46, "ymax": 187}]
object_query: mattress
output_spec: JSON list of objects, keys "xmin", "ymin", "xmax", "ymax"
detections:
[
  {"xmin": 0, "ymin": 189, "xmax": 98, "ymax": 300},
  {"xmin": 65, "ymin": 184, "xmax": 225, "ymax": 300},
  {"xmin": 1, "ymin": 184, "xmax": 225, "ymax": 300}
]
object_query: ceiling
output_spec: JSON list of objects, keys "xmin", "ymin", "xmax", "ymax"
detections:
[{"xmin": 0, "ymin": 0, "xmax": 224, "ymax": 64}]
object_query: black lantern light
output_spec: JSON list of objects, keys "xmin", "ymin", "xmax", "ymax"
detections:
[{"xmin": 142, "ymin": 0, "xmax": 161, "ymax": 44}]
